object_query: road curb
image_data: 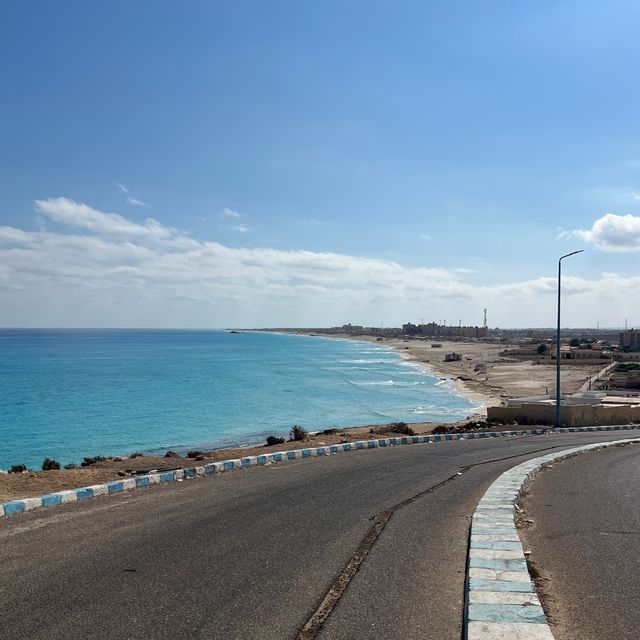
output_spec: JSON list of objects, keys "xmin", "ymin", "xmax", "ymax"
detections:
[
  {"xmin": 465, "ymin": 436, "xmax": 640, "ymax": 640},
  {"xmin": 1, "ymin": 424, "xmax": 639, "ymax": 519}
]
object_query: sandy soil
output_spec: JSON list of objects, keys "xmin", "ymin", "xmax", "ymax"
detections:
[
  {"xmin": 351, "ymin": 336, "xmax": 595, "ymax": 410},
  {"xmin": 1, "ymin": 334, "xmax": 597, "ymax": 502}
]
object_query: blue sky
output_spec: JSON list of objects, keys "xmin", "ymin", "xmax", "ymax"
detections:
[{"xmin": 1, "ymin": 1, "xmax": 640, "ymax": 328}]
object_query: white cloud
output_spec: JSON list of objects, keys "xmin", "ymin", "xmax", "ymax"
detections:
[
  {"xmin": 569, "ymin": 213, "xmax": 640, "ymax": 252},
  {"xmin": 126, "ymin": 197, "xmax": 147, "ymax": 207},
  {"xmin": 233, "ymin": 224, "xmax": 250, "ymax": 233},
  {"xmin": 453, "ymin": 267, "xmax": 476, "ymax": 274},
  {"xmin": 0, "ymin": 226, "xmax": 36, "ymax": 245},
  {"xmin": 33, "ymin": 197, "xmax": 189, "ymax": 244},
  {"xmin": 116, "ymin": 182, "xmax": 129, "ymax": 194},
  {"xmin": 221, "ymin": 208, "xmax": 241, "ymax": 219},
  {"xmin": 2, "ymin": 198, "xmax": 640, "ymax": 328}
]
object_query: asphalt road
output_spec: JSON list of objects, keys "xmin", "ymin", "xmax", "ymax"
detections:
[
  {"xmin": 520, "ymin": 441, "xmax": 640, "ymax": 640},
  {"xmin": 0, "ymin": 432, "xmax": 636, "ymax": 640}
]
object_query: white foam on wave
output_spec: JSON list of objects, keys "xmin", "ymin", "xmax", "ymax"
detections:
[{"xmin": 338, "ymin": 359, "xmax": 393, "ymax": 364}]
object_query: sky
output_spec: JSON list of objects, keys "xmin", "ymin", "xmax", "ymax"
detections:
[{"xmin": 1, "ymin": 1, "xmax": 640, "ymax": 329}]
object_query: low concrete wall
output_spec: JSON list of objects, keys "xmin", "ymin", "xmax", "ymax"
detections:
[{"xmin": 487, "ymin": 402, "xmax": 640, "ymax": 427}]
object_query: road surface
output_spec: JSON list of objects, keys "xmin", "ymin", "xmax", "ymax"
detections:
[
  {"xmin": 0, "ymin": 432, "xmax": 635, "ymax": 640},
  {"xmin": 520, "ymin": 441, "xmax": 640, "ymax": 640}
]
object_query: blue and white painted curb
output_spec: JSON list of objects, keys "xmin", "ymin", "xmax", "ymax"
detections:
[
  {"xmin": 466, "ymin": 436, "xmax": 640, "ymax": 639},
  {"xmin": 1, "ymin": 424, "xmax": 639, "ymax": 519}
]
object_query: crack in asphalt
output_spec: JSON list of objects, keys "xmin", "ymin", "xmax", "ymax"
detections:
[{"xmin": 296, "ymin": 441, "xmax": 579, "ymax": 640}]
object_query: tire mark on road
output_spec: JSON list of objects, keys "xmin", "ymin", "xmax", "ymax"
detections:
[{"xmin": 297, "ymin": 442, "xmax": 577, "ymax": 640}]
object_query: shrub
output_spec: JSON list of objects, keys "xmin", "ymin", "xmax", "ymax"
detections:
[
  {"xmin": 391, "ymin": 422, "xmax": 414, "ymax": 435},
  {"xmin": 8, "ymin": 464, "xmax": 27, "ymax": 474},
  {"xmin": 81, "ymin": 455, "xmax": 106, "ymax": 467},
  {"xmin": 289, "ymin": 425, "xmax": 308, "ymax": 441},
  {"xmin": 42, "ymin": 458, "xmax": 61, "ymax": 471},
  {"xmin": 129, "ymin": 452, "xmax": 144, "ymax": 458},
  {"xmin": 63, "ymin": 463, "xmax": 78, "ymax": 470},
  {"xmin": 322, "ymin": 428, "xmax": 338, "ymax": 435},
  {"xmin": 186, "ymin": 450, "xmax": 204, "ymax": 459},
  {"xmin": 266, "ymin": 435, "xmax": 285, "ymax": 446},
  {"xmin": 370, "ymin": 422, "xmax": 415, "ymax": 436}
]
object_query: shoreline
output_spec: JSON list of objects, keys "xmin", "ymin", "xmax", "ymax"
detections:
[
  {"xmin": 0, "ymin": 416, "xmax": 476, "ymax": 502},
  {"xmin": 1, "ymin": 330, "xmax": 595, "ymax": 501},
  {"xmin": 338, "ymin": 334, "xmax": 494, "ymax": 412},
  {"xmin": 1, "ymin": 333, "xmax": 484, "ymax": 501},
  {"xmin": 5, "ymin": 331, "xmax": 480, "ymax": 468}
]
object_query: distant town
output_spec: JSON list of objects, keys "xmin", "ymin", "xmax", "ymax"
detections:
[
  {"xmin": 262, "ymin": 321, "xmax": 639, "ymax": 355},
  {"xmin": 256, "ymin": 322, "xmax": 640, "ymax": 401}
]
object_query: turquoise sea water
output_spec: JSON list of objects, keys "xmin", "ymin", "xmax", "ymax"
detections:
[{"xmin": 0, "ymin": 330, "xmax": 478, "ymax": 469}]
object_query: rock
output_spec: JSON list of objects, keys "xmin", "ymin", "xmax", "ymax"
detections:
[{"xmin": 164, "ymin": 451, "xmax": 182, "ymax": 459}]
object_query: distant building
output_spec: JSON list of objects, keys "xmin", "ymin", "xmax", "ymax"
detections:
[
  {"xmin": 620, "ymin": 329, "xmax": 640, "ymax": 351},
  {"xmin": 341, "ymin": 323, "xmax": 364, "ymax": 335},
  {"xmin": 402, "ymin": 322, "xmax": 488, "ymax": 339},
  {"xmin": 488, "ymin": 391, "xmax": 640, "ymax": 427}
]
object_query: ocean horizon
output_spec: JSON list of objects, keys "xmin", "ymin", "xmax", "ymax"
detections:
[{"xmin": 0, "ymin": 329, "xmax": 478, "ymax": 469}]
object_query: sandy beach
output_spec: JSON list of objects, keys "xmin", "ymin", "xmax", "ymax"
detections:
[{"xmin": 349, "ymin": 336, "xmax": 596, "ymax": 410}]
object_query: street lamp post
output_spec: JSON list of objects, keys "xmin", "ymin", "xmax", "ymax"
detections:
[{"xmin": 556, "ymin": 250, "xmax": 584, "ymax": 426}]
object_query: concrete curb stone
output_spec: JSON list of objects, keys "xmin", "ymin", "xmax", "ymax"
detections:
[
  {"xmin": 465, "ymin": 435, "xmax": 640, "ymax": 639},
  {"xmin": 1, "ymin": 424, "xmax": 639, "ymax": 519}
]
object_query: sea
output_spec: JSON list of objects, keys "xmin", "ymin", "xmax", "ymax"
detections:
[{"xmin": 0, "ymin": 329, "xmax": 479, "ymax": 469}]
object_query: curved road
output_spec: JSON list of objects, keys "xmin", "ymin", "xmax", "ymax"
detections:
[
  {"xmin": 0, "ymin": 432, "xmax": 635, "ymax": 640},
  {"xmin": 520, "ymin": 442, "xmax": 640, "ymax": 640}
]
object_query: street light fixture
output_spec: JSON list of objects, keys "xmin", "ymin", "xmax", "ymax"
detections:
[{"xmin": 556, "ymin": 249, "xmax": 584, "ymax": 425}]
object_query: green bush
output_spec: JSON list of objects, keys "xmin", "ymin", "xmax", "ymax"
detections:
[
  {"xmin": 266, "ymin": 435, "xmax": 286, "ymax": 446},
  {"xmin": 129, "ymin": 452, "xmax": 144, "ymax": 458},
  {"xmin": 186, "ymin": 450, "xmax": 204, "ymax": 459},
  {"xmin": 617, "ymin": 363, "xmax": 640, "ymax": 372},
  {"xmin": 42, "ymin": 458, "xmax": 61, "ymax": 471},
  {"xmin": 63, "ymin": 463, "xmax": 78, "ymax": 470}
]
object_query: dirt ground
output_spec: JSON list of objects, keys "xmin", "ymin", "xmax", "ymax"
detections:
[{"xmin": 0, "ymin": 420, "xmax": 451, "ymax": 501}]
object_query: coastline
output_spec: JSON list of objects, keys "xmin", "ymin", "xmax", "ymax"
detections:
[
  {"xmin": 0, "ymin": 332, "xmax": 483, "ymax": 501},
  {"xmin": 335, "ymin": 334, "xmax": 594, "ymax": 411},
  {"xmin": 0, "ymin": 330, "xmax": 594, "ymax": 501},
  {"xmin": 341, "ymin": 335, "xmax": 495, "ymax": 413}
]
